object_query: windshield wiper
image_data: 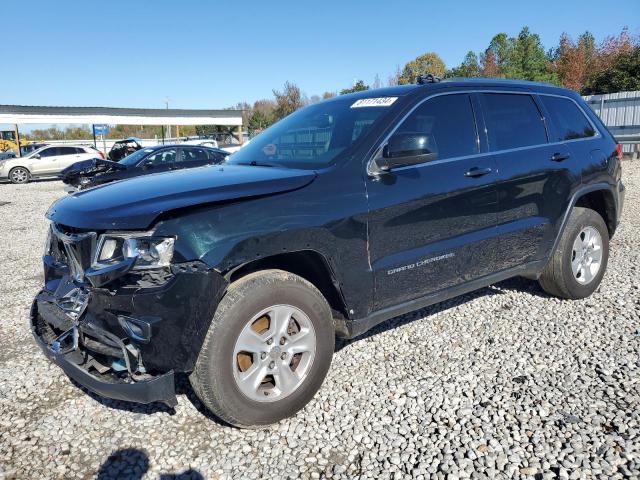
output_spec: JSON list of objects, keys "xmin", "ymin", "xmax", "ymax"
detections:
[{"xmin": 237, "ymin": 160, "xmax": 276, "ymax": 167}]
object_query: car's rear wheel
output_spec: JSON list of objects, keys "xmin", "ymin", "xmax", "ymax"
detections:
[
  {"xmin": 539, "ymin": 207, "xmax": 609, "ymax": 299},
  {"xmin": 9, "ymin": 167, "xmax": 30, "ymax": 184},
  {"xmin": 190, "ymin": 269, "xmax": 335, "ymax": 428}
]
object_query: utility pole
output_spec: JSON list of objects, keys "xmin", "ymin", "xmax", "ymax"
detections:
[
  {"xmin": 165, "ymin": 97, "xmax": 171, "ymax": 140},
  {"xmin": 13, "ymin": 124, "xmax": 21, "ymax": 157}
]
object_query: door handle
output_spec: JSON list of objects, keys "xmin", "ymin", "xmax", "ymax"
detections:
[
  {"xmin": 464, "ymin": 167, "xmax": 492, "ymax": 178},
  {"xmin": 551, "ymin": 152, "xmax": 570, "ymax": 162}
]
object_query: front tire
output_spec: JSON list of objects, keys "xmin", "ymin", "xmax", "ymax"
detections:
[
  {"xmin": 9, "ymin": 167, "xmax": 30, "ymax": 184},
  {"xmin": 539, "ymin": 207, "xmax": 609, "ymax": 299},
  {"xmin": 190, "ymin": 269, "xmax": 335, "ymax": 428}
]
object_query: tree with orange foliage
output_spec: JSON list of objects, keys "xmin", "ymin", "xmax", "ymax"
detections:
[
  {"xmin": 583, "ymin": 28, "xmax": 639, "ymax": 94},
  {"xmin": 552, "ymin": 32, "xmax": 596, "ymax": 92},
  {"xmin": 480, "ymin": 50, "xmax": 501, "ymax": 77}
]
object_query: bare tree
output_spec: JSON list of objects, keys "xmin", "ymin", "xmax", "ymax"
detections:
[{"xmin": 387, "ymin": 65, "xmax": 401, "ymax": 86}]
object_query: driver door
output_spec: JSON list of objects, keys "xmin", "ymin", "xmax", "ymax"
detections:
[
  {"xmin": 28, "ymin": 147, "xmax": 60, "ymax": 175},
  {"xmin": 366, "ymin": 93, "xmax": 499, "ymax": 310}
]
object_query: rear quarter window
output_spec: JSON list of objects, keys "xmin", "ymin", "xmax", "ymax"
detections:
[
  {"xmin": 57, "ymin": 147, "xmax": 78, "ymax": 156},
  {"xmin": 482, "ymin": 93, "xmax": 547, "ymax": 151},
  {"xmin": 539, "ymin": 95, "xmax": 596, "ymax": 141}
]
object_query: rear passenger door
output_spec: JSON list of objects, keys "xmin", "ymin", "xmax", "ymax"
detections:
[
  {"xmin": 367, "ymin": 93, "xmax": 498, "ymax": 310},
  {"xmin": 479, "ymin": 92, "xmax": 577, "ymax": 270},
  {"xmin": 537, "ymin": 94, "xmax": 600, "ymax": 185},
  {"xmin": 57, "ymin": 147, "xmax": 85, "ymax": 169}
]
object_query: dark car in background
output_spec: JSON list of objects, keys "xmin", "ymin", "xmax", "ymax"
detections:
[
  {"xmin": 61, "ymin": 144, "xmax": 229, "ymax": 190},
  {"xmin": 21, "ymin": 143, "xmax": 49, "ymax": 156},
  {"xmin": 107, "ymin": 137, "xmax": 144, "ymax": 161}
]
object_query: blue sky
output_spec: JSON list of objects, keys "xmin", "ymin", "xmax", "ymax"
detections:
[{"xmin": 1, "ymin": 0, "xmax": 638, "ymax": 113}]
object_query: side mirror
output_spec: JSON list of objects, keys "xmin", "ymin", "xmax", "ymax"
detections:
[
  {"xmin": 32, "ymin": 153, "xmax": 41, "ymax": 159},
  {"xmin": 141, "ymin": 159, "xmax": 154, "ymax": 169},
  {"xmin": 374, "ymin": 133, "xmax": 437, "ymax": 172}
]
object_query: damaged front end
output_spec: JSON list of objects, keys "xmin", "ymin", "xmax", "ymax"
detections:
[
  {"xmin": 59, "ymin": 158, "xmax": 125, "ymax": 190},
  {"xmin": 31, "ymin": 222, "xmax": 227, "ymax": 407}
]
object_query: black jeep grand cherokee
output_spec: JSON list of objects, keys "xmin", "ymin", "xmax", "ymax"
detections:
[{"xmin": 32, "ymin": 79, "xmax": 625, "ymax": 427}]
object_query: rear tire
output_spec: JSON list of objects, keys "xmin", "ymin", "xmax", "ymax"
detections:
[
  {"xmin": 539, "ymin": 207, "xmax": 609, "ymax": 299},
  {"xmin": 190, "ymin": 269, "xmax": 335, "ymax": 428},
  {"xmin": 9, "ymin": 167, "xmax": 30, "ymax": 184}
]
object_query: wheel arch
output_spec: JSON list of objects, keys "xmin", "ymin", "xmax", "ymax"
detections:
[
  {"xmin": 574, "ymin": 188, "xmax": 617, "ymax": 237},
  {"xmin": 9, "ymin": 164, "xmax": 31, "ymax": 173},
  {"xmin": 224, "ymin": 250, "xmax": 349, "ymax": 321},
  {"xmin": 550, "ymin": 183, "xmax": 618, "ymax": 261}
]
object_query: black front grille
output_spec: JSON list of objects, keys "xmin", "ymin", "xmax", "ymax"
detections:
[
  {"xmin": 49, "ymin": 234, "xmax": 68, "ymax": 266},
  {"xmin": 49, "ymin": 224, "xmax": 97, "ymax": 282}
]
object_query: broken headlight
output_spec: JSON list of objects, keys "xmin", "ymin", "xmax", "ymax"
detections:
[{"xmin": 93, "ymin": 234, "xmax": 175, "ymax": 270}]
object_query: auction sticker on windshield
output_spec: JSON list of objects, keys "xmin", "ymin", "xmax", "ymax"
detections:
[{"xmin": 351, "ymin": 97, "xmax": 398, "ymax": 108}]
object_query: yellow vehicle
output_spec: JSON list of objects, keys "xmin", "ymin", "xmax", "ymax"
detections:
[
  {"xmin": 0, "ymin": 130, "xmax": 19, "ymax": 153},
  {"xmin": 0, "ymin": 130, "xmax": 33, "ymax": 155}
]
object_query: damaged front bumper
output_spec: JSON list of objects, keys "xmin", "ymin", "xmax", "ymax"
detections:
[
  {"xmin": 32, "ymin": 221, "xmax": 228, "ymax": 408},
  {"xmin": 31, "ymin": 298, "xmax": 177, "ymax": 406},
  {"xmin": 32, "ymin": 256, "xmax": 227, "ymax": 408}
]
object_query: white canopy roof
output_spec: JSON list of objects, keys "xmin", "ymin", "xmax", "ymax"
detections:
[{"xmin": 0, "ymin": 105, "xmax": 243, "ymax": 126}]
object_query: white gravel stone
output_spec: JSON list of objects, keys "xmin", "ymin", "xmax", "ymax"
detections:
[{"xmin": 1, "ymin": 162, "xmax": 639, "ymax": 478}]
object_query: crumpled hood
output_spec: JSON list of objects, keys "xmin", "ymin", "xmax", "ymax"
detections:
[
  {"xmin": 60, "ymin": 158, "xmax": 126, "ymax": 185},
  {"xmin": 47, "ymin": 164, "xmax": 316, "ymax": 230}
]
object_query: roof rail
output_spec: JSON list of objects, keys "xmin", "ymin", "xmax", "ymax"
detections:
[{"xmin": 416, "ymin": 74, "xmax": 441, "ymax": 85}]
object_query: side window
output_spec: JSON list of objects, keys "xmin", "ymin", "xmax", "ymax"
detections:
[
  {"xmin": 177, "ymin": 148, "xmax": 205, "ymax": 163},
  {"xmin": 176, "ymin": 149, "xmax": 191, "ymax": 163},
  {"xmin": 539, "ymin": 95, "xmax": 596, "ymax": 141},
  {"xmin": 38, "ymin": 148, "xmax": 57, "ymax": 157},
  {"xmin": 142, "ymin": 148, "xmax": 176, "ymax": 166},
  {"xmin": 187, "ymin": 148, "xmax": 209, "ymax": 161},
  {"xmin": 482, "ymin": 93, "xmax": 547, "ymax": 151},
  {"xmin": 57, "ymin": 147, "xmax": 77, "ymax": 156},
  {"xmin": 394, "ymin": 94, "xmax": 478, "ymax": 161},
  {"xmin": 208, "ymin": 149, "xmax": 226, "ymax": 162}
]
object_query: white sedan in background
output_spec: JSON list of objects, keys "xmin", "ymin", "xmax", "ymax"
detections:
[{"xmin": 0, "ymin": 145, "xmax": 102, "ymax": 184}]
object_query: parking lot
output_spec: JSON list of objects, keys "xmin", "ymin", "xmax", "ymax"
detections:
[{"xmin": 0, "ymin": 162, "xmax": 638, "ymax": 479}]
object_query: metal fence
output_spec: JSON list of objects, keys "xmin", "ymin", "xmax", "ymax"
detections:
[{"xmin": 583, "ymin": 90, "xmax": 640, "ymax": 156}]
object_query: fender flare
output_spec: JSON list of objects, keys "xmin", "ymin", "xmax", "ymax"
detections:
[{"xmin": 548, "ymin": 182, "xmax": 618, "ymax": 260}]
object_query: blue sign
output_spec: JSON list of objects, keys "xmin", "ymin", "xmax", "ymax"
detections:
[{"xmin": 94, "ymin": 124, "xmax": 109, "ymax": 136}]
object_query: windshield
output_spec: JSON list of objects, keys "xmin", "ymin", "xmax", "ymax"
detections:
[
  {"xmin": 227, "ymin": 96, "xmax": 396, "ymax": 169},
  {"xmin": 119, "ymin": 148, "xmax": 155, "ymax": 166}
]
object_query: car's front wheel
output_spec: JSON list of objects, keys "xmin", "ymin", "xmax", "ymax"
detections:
[
  {"xmin": 190, "ymin": 269, "xmax": 335, "ymax": 428},
  {"xmin": 9, "ymin": 167, "xmax": 30, "ymax": 184}
]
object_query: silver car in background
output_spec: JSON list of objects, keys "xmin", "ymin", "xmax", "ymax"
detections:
[{"xmin": 0, "ymin": 145, "xmax": 101, "ymax": 184}]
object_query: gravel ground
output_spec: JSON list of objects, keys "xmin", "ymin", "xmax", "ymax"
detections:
[{"xmin": 0, "ymin": 164, "xmax": 638, "ymax": 480}]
